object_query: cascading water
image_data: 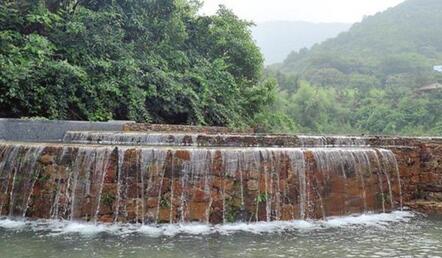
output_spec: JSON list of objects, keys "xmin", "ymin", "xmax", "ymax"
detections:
[
  {"xmin": 64, "ymin": 131, "xmax": 373, "ymax": 148},
  {"xmin": 0, "ymin": 145, "xmax": 44, "ymax": 217},
  {"xmin": 63, "ymin": 131, "xmax": 197, "ymax": 146},
  {"xmin": 297, "ymin": 135, "xmax": 368, "ymax": 147},
  {"xmin": 0, "ymin": 140, "xmax": 403, "ymax": 224}
]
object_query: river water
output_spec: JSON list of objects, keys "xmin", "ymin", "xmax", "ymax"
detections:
[{"xmin": 0, "ymin": 211, "xmax": 441, "ymax": 258}]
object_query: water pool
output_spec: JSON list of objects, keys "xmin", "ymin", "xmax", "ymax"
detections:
[{"xmin": 0, "ymin": 211, "xmax": 441, "ymax": 258}]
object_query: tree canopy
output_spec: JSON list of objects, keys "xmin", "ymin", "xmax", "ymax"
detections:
[{"xmin": 0, "ymin": 0, "xmax": 274, "ymax": 127}]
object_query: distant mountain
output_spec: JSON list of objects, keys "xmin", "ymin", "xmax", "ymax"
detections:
[
  {"xmin": 275, "ymin": 0, "xmax": 442, "ymax": 89},
  {"xmin": 251, "ymin": 21, "xmax": 351, "ymax": 64},
  {"xmin": 262, "ymin": 0, "xmax": 442, "ymax": 135}
]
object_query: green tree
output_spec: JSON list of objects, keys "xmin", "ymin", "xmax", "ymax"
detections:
[{"xmin": 0, "ymin": 0, "xmax": 273, "ymax": 127}]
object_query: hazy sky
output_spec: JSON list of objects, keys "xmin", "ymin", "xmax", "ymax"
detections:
[{"xmin": 201, "ymin": 0, "xmax": 405, "ymax": 23}]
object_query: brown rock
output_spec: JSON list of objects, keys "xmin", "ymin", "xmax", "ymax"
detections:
[
  {"xmin": 224, "ymin": 180, "xmax": 234, "ymax": 192},
  {"xmin": 247, "ymin": 180, "xmax": 258, "ymax": 191},
  {"xmin": 99, "ymin": 215, "xmax": 113, "ymax": 223},
  {"xmin": 193, "ymin": 188, "xmax": 207, "ymax": 202},
  {"xmin": 175, "ymin": 150, "xmax": 191, "ymax": 161},
  {"xmin": 281, "ymin": 204, "xmax": 295, "ymax": 220},
  {"xmin": 146, "ymin": 197, "xmax": 158, "ymax": 208},
  {"xmin": 158, "ymin": 208, "xmax": 171, "ymax": 223},
  {"xmin": 39, "ymin": 154, "xmax": 54, "ymax": 165},
  {"xmin": 189, "ymin": 202, "xmax": 208, "ymax": 221},
  {"xmin": 213, "ymin": 177, "xmax": 223, "ymax": 189},
  {"xmin": 259, "ymin": 177, "xmax": 267, "ymax": 193}
]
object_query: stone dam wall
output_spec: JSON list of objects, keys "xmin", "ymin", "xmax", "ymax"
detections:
[
  {"xmin": 0, "ymin": 143, "xmax": 404, "ymax": 223},
  {"xmin": 394, "ymin": 143, "xmax": 442, "ymax": 214},
  {"xmin": 0, "ymin": 120, "xmax": 440, "ymax": 223}
]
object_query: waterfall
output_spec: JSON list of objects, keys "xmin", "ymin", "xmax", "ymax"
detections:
[
  {"xmin": 63, "ymin": 131, "xmax": 374, "ymax": 148},
  {"xmin": 2, "ymin": 145, "xmax": 44, "ymax": 217},
  {"xmin": 0, "ymin": 141, "xmax": 404, "ymax": 224},
  {"xmin": 63, "ymin": 131, "xmax": 196, "ymax": 146},
  {"xmin": 298, "ymin": 135, "xmax": 368, "ymax": 147},
  {"xmin": 288, "ymin": 150, "xmax": 307, "ymax": 219}
]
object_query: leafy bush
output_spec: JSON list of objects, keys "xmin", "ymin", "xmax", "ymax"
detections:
[{"xmin": 0, "ymin": 0, "xmax": 273, "ymax": 127}]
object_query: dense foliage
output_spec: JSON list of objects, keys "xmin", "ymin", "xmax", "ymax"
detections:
[
  {"xmin": 1, "ymin": 0, "xmax": 441, "ymax": 135},
  {"xmin": 0, "ymin": 0, "xmax": 274, "ymax": 126},
  {"xmin": 266, "ymin": 0, "xmax": 442, "ymax": 135}
]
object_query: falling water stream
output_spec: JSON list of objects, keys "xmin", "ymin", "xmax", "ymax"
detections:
[{"xmin": 0, "ymin": 141, "xmax": 403, "ymax": 223}]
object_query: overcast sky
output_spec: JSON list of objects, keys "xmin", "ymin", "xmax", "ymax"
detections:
[{"xmin": 201, "ymin": 0, "xmax": 406, "ymax": 23}]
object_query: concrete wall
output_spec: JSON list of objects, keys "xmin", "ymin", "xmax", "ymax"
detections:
[{"xmin": 0, "ymin": 119, "xmax": 131, "ymax": 142}]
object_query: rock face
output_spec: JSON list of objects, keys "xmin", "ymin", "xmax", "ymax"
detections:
[
  {"xmin": 0, "ymin": 125, "xmax": 441, "ymax": 223},
  {"xmin": 393, "ymin": 143, "xmax": 442, "ymax": 212},
  {"xmin": 0, "ymin": 144, "xmax": 404, "ymax": 224}
]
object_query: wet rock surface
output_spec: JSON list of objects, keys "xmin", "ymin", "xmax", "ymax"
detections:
[
  {"xmin": 0, "ymin": 143, "xmax": 405, "ymax": 223},
  {"xmin": 0, "ymin": 124, "xmax": 441, "ymax": 222}
]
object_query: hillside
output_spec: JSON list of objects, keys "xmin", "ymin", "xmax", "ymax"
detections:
[
  {"xmin": 275, "ymin": 0, "xmax": 442, "ymax": 89},
  {"xmin": 263, "ymin": 0, "xmax": 442, "ymax": 135},
  {"xmin": 251, "ymin": 21, "xmax": 350, "ymax": 64}
]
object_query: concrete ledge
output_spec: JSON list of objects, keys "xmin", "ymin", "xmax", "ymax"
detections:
[
  {"xmin": 123, "ymin": 123, "xmax": 253, "ymax": 134},
  {"xmin": 0, "ymin": 119, "xmax": 131, "ymax": 142},
  {"xmin": 62, "ymin": 130, "xmax": 442, "ymax": 148}
]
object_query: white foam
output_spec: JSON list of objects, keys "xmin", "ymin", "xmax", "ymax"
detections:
[
  {"xmin": 323, "ymin": 211, "xmax": 412, "ymax": 228},
  {"xmin": 138, "ymin": 225, "xmax": 164, "ymax": 237},
  {"xmin": 215, "ymin": 220, "xmax": 316, "ymax": 235},
  {"xmin": 0, "ymin": 211, "xmax": 415, "ymax": 237},
  {"xmin": 178, "ymin": 224, "xmax": 212, "ymax": 235},
  {"xmin": 0, "ymin": 218, "xmax": 26, "ymax": 229},
  {"xmin": 51, "ymin": 222, "xmax": 118, "ymax": 235}
]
